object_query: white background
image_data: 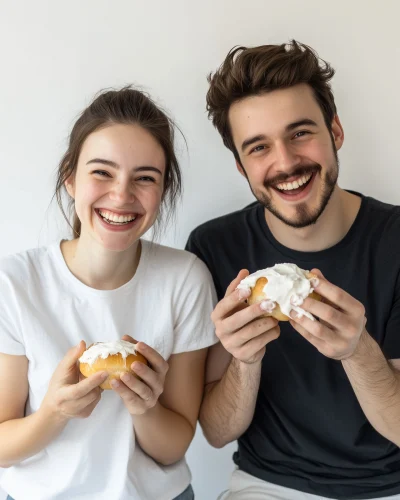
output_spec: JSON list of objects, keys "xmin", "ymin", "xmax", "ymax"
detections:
[{"xmin": 1, "ymin": 1, "xmax": 399, "ymax": 499}]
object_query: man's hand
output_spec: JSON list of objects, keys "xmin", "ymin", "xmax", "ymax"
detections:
[
  {"xmin": 289, "ymin": 269, "xmax": 367, "ymax": 360},
  {"xmin": 211, "ymin": 270, "xmax": 280, "ymax": 364}
]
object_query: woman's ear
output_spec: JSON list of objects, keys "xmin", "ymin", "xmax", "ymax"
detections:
[{"xmin": 65, "ymin": 174, "xmax": 75, "ymax": 199}]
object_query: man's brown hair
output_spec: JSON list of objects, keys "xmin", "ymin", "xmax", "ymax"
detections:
[{"xmin": 206, "ymin": 40, "xmax": 337, "ymax": 162}]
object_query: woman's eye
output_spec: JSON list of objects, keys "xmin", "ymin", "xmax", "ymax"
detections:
[
  {"xmin": 93, "ymin": 170, "xmax": 111, "ymax": 177},
  {"xmin": 137, "ymin": 176, "xmax": 156, "ymax": 183}
]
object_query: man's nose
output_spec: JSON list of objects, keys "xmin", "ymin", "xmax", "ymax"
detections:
[{"xmin": 274, "ymin": 142, "xmax": 301, "ymax": 174}]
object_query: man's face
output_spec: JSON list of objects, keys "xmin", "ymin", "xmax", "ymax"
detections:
[{"xmin": 228, "ymin": 84, "xmax": 343, "ymax": 228}]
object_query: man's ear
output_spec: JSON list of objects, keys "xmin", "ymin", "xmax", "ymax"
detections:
[
  {"xmin": 331, "ymin": 115, "xmax": 344, "ymax": 151},
  {"xmin": 65, "ymin": 174, "xmax": 75, "ymax": 199},
  {"xmin": 236, "ymin": 161, "xmax": 246, "ymax": 177}
]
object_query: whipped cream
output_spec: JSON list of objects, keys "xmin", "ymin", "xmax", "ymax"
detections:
[
  {"xmin": 237, "ymin": 263, "xmax": 317, "ymax": 321},
  {"xmin": 79, "ymin": 340, "xmax": 137, "ymax": 365}
]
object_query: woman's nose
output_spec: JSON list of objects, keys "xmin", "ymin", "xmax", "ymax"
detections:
[{"xmin": 109, "ymin": 181, "xmax": 135, "ymax": 204}]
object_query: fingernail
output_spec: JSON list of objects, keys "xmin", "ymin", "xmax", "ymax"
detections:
[
  {"xmin": 121, "ymin": 373, "xmax": 131, "ymax": 383},
  {"xmin": 260, "ymin": 300, "xmax": 276, "ymax": 312},
  {"xmin": 238, "ymin": 287, "xmax": 251, "ymax": 300},
  {"xmin": 100, "ymin": 372, "xmax": 109, "ymax": 380},
  {"xmin": 310, "ymin": 278, "xmax": 320, "ymax": 288},
  {"xmin": 111, "ymin": 380, "xmax": 120, "ymax": 388},
  {"xmin": 289, "ymin": 310, "xmax": 299, "ymax": 319},
  {"xmin": 290, "ymin": 294, "xmax": 303, "ymax": 306},
  {"xmin": 132, "ymin": 362, "xmax": 143, "ymax": 371}
]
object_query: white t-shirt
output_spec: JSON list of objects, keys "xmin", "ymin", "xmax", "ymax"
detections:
[{"xmin": 0, "ymin": 239, "xmax": 218, "ymax": 500}]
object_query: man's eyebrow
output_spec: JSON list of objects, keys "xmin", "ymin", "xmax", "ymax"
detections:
[
  {"xmin": 241, "ymin": 135, "xmax": 267, "ymax": 153},
  {"xmin": 86, "ymin": 158, "xmax": 162, "ymax": 175},
  {"xmin": 241, "ymin": 119, "xmax": 318, "ymax": 152},
  {"xmin": 285, "ymin": 119, "xmax": 318, "ymax": 132}
]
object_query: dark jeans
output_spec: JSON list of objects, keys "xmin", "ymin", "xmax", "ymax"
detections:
[{"xmin": 7, "ymin": 485, "xmax": 194, "ymax": 500}]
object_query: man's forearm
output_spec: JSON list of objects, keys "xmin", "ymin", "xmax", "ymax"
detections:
[
  {"xmin": 133, "ymin": 402, "xmax": 195, "ymax": 466},
  {"xmin": 0, "ymin": 407, "xmax": 67, "ymax": 468},
  {"xmin": 199, "ymin": 358, "xmax": 261, "ymax": 448},
  {"xmin": 342, "ymin": 330, "xmax": 400, "ymax": 445}
]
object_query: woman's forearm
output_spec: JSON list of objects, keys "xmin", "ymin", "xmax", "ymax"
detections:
[
  {"xmin": 133, "ymin": 402, "xmax": 195, "ymax": 466},
  {"xmin": 0, "ymin": 406, "xmax": 67, "ymax": 468}
]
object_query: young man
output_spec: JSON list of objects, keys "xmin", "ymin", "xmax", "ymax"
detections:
[{"xmin": 186, "ymin": 41, "xmax": 400, "ymax": 499}]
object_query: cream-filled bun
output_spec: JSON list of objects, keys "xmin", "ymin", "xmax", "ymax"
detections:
[
  {"xmin": 237, "ymin": 263, "xmax": 321, "ymax": 321},
  {"xmin": 79, "ymin": 340, "xmax": 148, "ymax": 389}
]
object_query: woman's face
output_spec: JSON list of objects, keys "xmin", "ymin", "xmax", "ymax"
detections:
[{"xmin": 66, "ymin": 123, "xmax": 166, "ymax": 252}]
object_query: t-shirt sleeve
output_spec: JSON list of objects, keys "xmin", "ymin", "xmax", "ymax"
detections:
[
  {"xmin": 383, "ymin": 271, "xmax": 400, "ymax": 360},
  {"xmin": 186, "ymin": 229, "xmax": 225, "ymax": 300},
  {"xmin": 172, "ymin": 256, "xmax": 218, "ymax": 354},
  {"xmin": 0, "ymin": 276, "xmax": 25, "ymax": 355}
]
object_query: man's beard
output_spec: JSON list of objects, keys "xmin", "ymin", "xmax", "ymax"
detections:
[{"xmin": 247, "ymin": 148, "xmax": 339, "ymax": 229}]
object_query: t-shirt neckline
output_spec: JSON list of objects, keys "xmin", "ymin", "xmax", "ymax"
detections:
[
  {"xmin": 50, "ymin": 238, "xmax": 149, "ymax": 297},
  {"xmin": 256, "ymin": 191, "xmax": 368, "ymax": 263}
]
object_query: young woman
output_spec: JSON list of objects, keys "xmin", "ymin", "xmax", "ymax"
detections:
[{"xmin": 0, "ymin": 87, "xmax": 217, "ymax": 500}]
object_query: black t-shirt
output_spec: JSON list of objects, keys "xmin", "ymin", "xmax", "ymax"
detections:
[{"xmin": 186, "ymin": 193, "xmax": 400, "ymax": 499}]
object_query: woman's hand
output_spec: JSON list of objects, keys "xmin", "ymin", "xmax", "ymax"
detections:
[
  {"xmin": 110, "ymin": 335, "xmax": 169, "ymax": 415},
  {"xmin": 41, "ymin": 341, "xmax": 107, "ymax": 421}
]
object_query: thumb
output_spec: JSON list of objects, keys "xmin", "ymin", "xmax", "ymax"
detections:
[
  {"xmin": 58, "ymin": 340, "xmax": 86, "ymax": 374},
  {"xmin": 121, "ymin": 335, "xmax": 137, "ymax": 344},
  {"xmin": 310, "ymin": 268, "xmax": 324, "ymax": 279},
  {"xmin": 225, "ymin": 269, "xmax": 249, "ymax": 297}
]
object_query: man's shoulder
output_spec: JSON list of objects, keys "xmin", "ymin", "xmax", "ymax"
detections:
[
  {"xmin": 189, "ymin": 201, "xmax": 259, "ymax": 241},
  {"xmin": 367, "ymin": 195, "xmax": 400, "ymax": 215},
  {"xmin": 365, "ymin": 195, "xmax": 400, "ymax": 230}
]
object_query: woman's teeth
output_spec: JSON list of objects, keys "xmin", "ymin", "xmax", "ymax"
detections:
[
  {"xmin": 276, "ymin": 173, "xmax": 312, "ymax": 192},
  {"xmin": 98, "ymin": 210, "xmax": 137, "ymax": 225}
]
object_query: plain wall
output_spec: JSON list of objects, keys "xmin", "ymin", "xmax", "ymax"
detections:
[{"xmin": 1, "ymin": 1, "xmax": 399, "ymax": 498}]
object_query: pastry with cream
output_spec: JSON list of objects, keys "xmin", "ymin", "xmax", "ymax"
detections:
[
  {"xmin": 79, "ymin": 340, "xmax": 148, "ymax": 389},
  {"xmin": 237, "ymin": 263, "xmax": 321, "ymax": 321}
]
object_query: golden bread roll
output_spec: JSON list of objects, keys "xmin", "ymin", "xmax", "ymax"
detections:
[
  {"xmin": 238, "ymin": 264, "xmax": 321, "ymax": 321},
  {"xmin": 79, "ymin": 340, "xmax": 148, "ymax": 389},
  {"xmin": 247, "ymin": 274, "xmax": 321, "ymax": 321}
]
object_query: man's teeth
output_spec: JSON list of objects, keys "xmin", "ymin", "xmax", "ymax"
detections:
[
  {"xmin": 276, "ymin": 173, "xmax": 312, "ymax": 191},
  {"xmin": 98, "ymin": 210, "xmax": 136, "ymax": 224}
]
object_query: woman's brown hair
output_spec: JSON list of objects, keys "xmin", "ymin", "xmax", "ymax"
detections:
[
  {"xmin": 55, "ymin": 86, "xmax": 182, "ymax": 237},
  {"xmin": 206, "ymin": 40, "xmax": 337, "ymax": 162}
]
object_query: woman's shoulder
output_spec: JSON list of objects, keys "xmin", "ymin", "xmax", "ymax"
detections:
[
  {"xmin": 0, "ymin": 242, "xmax": 58, "ymax": 286},
  {"xmin": 142, "ymin": 240, "xmax": 196, "ymax": 266},
  {"xmin": 141, "ymin": 240, "xmax": 212, "ymax": 282}
]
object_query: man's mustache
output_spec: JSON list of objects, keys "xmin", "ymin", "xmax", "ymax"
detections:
[{"xmin": 264, "ymin": 164, "xmax": 321, "ymax": 188}]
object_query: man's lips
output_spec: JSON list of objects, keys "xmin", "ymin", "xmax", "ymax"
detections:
[{"xmin": 270, "ymin": 171, "xmax": 317, "ymax": 201}]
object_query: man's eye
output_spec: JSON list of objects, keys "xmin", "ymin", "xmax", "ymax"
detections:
[
  {"xmin": 93, "ymin": 170, "xmax": 111, "ymax": 177},
  {"xmin": 293, "ymin": 131, "xmax": 310, "ymax": 139},
  {"xmin": 250, "ymin": 145, "xmax": 266, "ymax": 154}
]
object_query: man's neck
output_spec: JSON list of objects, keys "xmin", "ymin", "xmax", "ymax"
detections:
[{"xmin": 265, "ymin": 187, "xmax": 362, "ymax": 252}]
